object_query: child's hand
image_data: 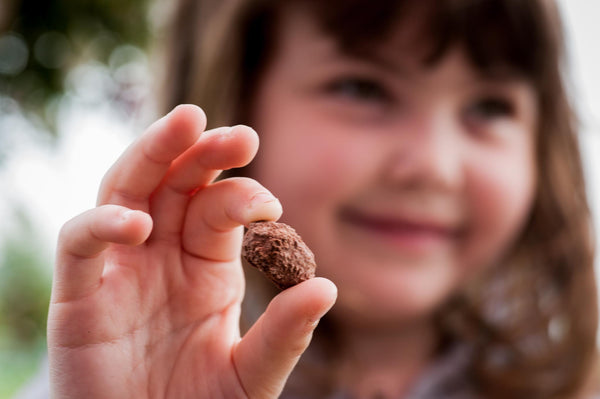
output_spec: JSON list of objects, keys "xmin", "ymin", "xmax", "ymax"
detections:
[{"xmin": 47, "ymin": 105, "xmax": 337, "ymax": 398}]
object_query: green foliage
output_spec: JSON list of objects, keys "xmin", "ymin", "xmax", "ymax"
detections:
[
  {"xmin": 0, "ymin": 1, "xmax": 153, "ymax": 396},
  {"xmin": 0, "ymin": 209, "xmax": 52, "ymax": 398},
  {"xmin": 0, "ymin": 0, "xmax": 152, "ymax": 133},
  {"xmin": 0, "ymin": 213, "xmax": 51, "ymax": 347},
  {"xmin": 0, "ymin": 341, "xmax": 46, "ymax": 399}
]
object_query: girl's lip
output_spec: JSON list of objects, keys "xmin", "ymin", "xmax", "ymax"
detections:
[{"xmin": 338, "ymin": 208, "xmax": 461, "ymax": 250}]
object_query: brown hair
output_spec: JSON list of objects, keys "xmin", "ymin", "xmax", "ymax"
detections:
[{"xmin": 160, "ymin": 0, "xmax": 598, "ymax": 397}]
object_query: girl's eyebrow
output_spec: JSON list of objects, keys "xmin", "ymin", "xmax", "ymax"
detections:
[
  {"xmin": 471, "ymin": 67, "xmax": 533, "ymax": 86},
  {"xmin": 337, "ymin": 47, "xmax": 527, "ymax": 85},
  {"xmin": 362, "ymin": 52, "xmax": 410, "ymax": 76},
  {"xmin": 328, "ymin": 46, "xmax": 412, "ymax": 78}
]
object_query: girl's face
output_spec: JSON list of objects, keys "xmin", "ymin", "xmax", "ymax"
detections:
[{"xmin": 249, "ymin": 10, "xmax": 538, "ymax": 326}]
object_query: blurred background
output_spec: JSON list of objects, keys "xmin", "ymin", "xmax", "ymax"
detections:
[
  {"xmin": 0, "ymin": 0, "xmax": 598, "ymax": 398},
  {"xmin": 0, "ymin": 0, "xmax": 157, "ymax": 396}
]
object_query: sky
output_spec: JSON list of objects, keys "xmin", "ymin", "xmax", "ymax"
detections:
[{"xmin": 0, "ymin": 0, "xmax": 599, "ymax": 306}]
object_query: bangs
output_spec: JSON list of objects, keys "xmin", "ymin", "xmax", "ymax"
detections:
[{"xmin": 298, "ymin": 0, "xmax": 561, "ymax": 84}]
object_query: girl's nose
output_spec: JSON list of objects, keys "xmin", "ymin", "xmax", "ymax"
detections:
[{"xmin": 384, "ymin": 110, "xmax": 465, "ymax": 192}]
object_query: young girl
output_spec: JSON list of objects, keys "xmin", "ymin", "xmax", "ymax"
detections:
[{"xmin": 48, "ymin": 0, "xmax": 599, "ymax": 398}]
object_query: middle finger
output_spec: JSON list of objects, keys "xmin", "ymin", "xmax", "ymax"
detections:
[
  {"xmin": 97, "ymin": 104, "xmax": 207, "ymax": 210},
  {"xmin": 149, "ymin": 125, "xmax": 260, "ymax": 240}
]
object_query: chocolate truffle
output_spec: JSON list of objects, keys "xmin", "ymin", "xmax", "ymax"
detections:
[{"xmin": 242, "ymin": 221, "xmax": 316, "ymax": 290}]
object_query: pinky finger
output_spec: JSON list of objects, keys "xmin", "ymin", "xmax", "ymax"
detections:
[{"xmin": 53, "ymin": 205, "xmax": 152, "ymax": 302}]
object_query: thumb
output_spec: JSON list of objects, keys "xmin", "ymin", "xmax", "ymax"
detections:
[{"xmin": 233, "ymin": 277, "xmax": 337, "ymax": 398}]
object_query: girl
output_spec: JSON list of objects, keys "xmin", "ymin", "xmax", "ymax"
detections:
[{"xmin": 48, "ymin": 0, "xmax": 599, "ymax": 398}]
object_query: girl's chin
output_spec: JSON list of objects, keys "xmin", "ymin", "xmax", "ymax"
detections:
[
  {"xmin": 326, "ymin": 279, "xmax": 455, "ymax": 327},
  {"xmin": 316, "ymin": 255, "xmax": 460, "ymax": 324},
  {"xmin": 329, "ymin": 297, "xmax": 439, "ymax": 330}
]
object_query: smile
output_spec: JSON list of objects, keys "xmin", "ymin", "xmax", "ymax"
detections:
[{"xmin": 338, "ymin": 208, "xmax": 461, "ymax": 252}]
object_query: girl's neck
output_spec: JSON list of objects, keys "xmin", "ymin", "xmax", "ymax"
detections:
[{"xmin": 332, "ymin": 315, "xmax": 438, "ymax": 399}]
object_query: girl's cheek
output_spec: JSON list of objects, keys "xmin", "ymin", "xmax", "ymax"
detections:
[
  {"xmin": 269, "ymin": 119, "xmax": 382, "ymax": 201},
  {"xmin": 465, "ymin": 150, "xmax": 536, "ymax": 269},
  {"xmin": 305, "ymin": 138, "xmax": 378, "ymax": 195}
]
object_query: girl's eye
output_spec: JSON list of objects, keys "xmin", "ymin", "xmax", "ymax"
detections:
[
  {"xmin": 324, "ymin": 77, "xmax": 392, "ymax": 104},
  {"xmin": 465, "ymin": 97, "xmax": 515, "ymax": 121}
]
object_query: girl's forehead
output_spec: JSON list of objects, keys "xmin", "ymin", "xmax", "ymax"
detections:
[
  {"xmin": 276, "ymin": 5, "xmax": 526, "ymax": 84},
  {"xmin": 280, "ymin": 2, "xmax": 434, "ymax": 59},
  {"xmin": 277, "ymin": 6, "xmax": 428, "ymax": 66},
  {"xmin": 284, "ymin": 0, "xmax": 556, "ymax": 85}
]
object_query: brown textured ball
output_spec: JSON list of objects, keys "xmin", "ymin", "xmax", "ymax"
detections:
[{"xmin": 242, "ymin": 221, "xmax": 316, "ymax": 290}]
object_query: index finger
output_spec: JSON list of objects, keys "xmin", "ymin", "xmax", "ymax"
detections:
[{"xmin": 97, "ymin": 104, "xmax": 207, "ymax": 210}]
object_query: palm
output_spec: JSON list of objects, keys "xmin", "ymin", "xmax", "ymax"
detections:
[
  {"xmin": 75, "ymin": 248, "xmax": 244, "ymax": 397},
  {"xmin": 52, "ymin": 208, "xmax": 247, "ymax": 397},
  {"xmin": 47, "ymin": 105, "xmax": 337, "ymax": 398}
]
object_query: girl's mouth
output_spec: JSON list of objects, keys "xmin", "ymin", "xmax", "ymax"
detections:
[{"xmin": 338, "ymin": 208, "xmax": 461, "ymax": 252}]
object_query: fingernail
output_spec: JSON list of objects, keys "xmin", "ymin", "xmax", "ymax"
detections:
[
  {"xmin": 216, "ymin": 126, "xmax": 233, "ymax": 138},
  {"xmin": 246, "ymin": 191, "xmax": 283, "ymax": 222},
  {"xmin": 121, "ymin": 209, "xmax": 137, "ymax": 221},
  {"xmin": 250, "ymin": 191, "xmax": 279, "ymax": 206}
]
